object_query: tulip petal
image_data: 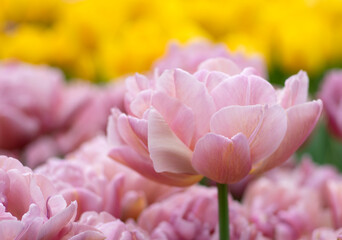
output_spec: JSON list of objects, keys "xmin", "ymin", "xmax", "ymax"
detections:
[
  {"xmin": 279, "ymin": 70, "xmax": 309, "ymax": 108},
  {"xmin": 107, "ymin": 109, "xmax": 124, "ymax": 147},
  {"xmin": 125, "ymin": 74, "xmax": 150, "ymax": 95},
  {"xmin": 173, "ymin": 69, "xmax": 216, "ymax": 140},
  {"xmin": 192, "ymin": 133, "xmax": 251, "ymax": 184},
  {"xmin": 117, "ymin": 114, "xmax": 149, "ymax": 157},
  {"xmin": 211, "ymin": 74, "xmax": 277, "ymax": 109},
  {"xmin": 148, "ymin": 109, "xmax": 196, "ymax": 174},
  {"xmin": 109, "ymin": 146, "xmax": 202, "ymax": 186},
  {"xmin": 130, "ymin": 89, "xmax": 152, "ymax": 118},
  {"xmin": 198, "ymin": 58, "xmax": 242, "ymax": 75},
  {"xmin": 152, "ymin": 92, "xmax": 195, "ymax": 147},
  {"xmin": 37, "ymin": 201, "xmax": 77, "ymax": 240},
  {"xmin": 156, "ymin": 70, "xmax": 176, "ymax": 97},
  {"xmin": 0, "ymin": 220, "xmax": 24, "ymax": 240},
  {"xmin": 252, "ymin": 100, "xmax": 323, "ymax": 174},
  {"xmin": 211, "ymin": 105, "xmax": 287, "ymax": 163},
  {"xmin": 194, "ymin": 70, "xmax": 229, "ymax": 92}
]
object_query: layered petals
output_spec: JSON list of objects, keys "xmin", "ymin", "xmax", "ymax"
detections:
[
  {"xmin": 252, "ymin": 100, "xmax": 323, "ymax": 174},
  {"xmin": 108, "ymin": 55, "xmax": 321, "ymax": 186},
  {"xmin": 211, "ymin": 105, "xmax": 287, "ymax": 163},
  {"xmin": 192, "ymin": 133, "xmax": 251, "ymax": 183}
]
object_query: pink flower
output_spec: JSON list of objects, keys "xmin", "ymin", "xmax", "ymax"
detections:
[
  {"xmin": 0, "ymin": 62, "xmax": 63, "ymax": 150},
  {"xmin": 0, "ymin": 61, "xmax": 125, "ymax": 167},
  {"xmin": 25, "ymin": 80, "xmax": 125, "ymax": 167},
  {"xmin": 108, "ymin": 58, "xmax": 322, "ymax": 186},
  {"xmin": 0, "ymin": 156, "xmax": 104, "ymax": 239},
  {"xmin": 35, "ymin": 136, "xmax": 181, "ymax": 220},
  {"xmin": 242, "ymin": 158, "xmax": 337, "ymax": 239},
  {"xmin": 154, "ymin": 40, "xmax": 267, "ymax": 78},
  {"xmin": 137, "ymin": 185, "xmax": 265, "ymax": 240},
  {"xmin": 319, "ymin": 70, "xmax": 342, "ymax": 138}
]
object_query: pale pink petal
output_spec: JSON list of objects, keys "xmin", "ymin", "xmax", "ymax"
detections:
[
  {"xmin": 156, "ymin": 70, "xmax": 176, "ymax": 97},
  {"xmin": 37, "ymin": 201, "xmax": 77, "ymax": 240},
  {"xmin": 148, "ymin": 109, "xmax": 196, "ymax": 174},
  {"xmin": 279, "ymin": 71, "xmax": 309, "ymax": 108},
  {"xmin": 0, "ymin": 220, "xmax": 24, "ymax": 240},
  {"xmin": 130, "ymin": 90, "xmax": 152, "ymax": 118},
  {"xmin": 198, "ymin": 58, "xmax": 242, "ymax": 75},
  {"xmin": 194, "ymin": 70, "xmax": 229, "ymax": 92},
  {"xmin": 211, "ymin": 105, "xmax": 287, "ymax": 163},
  {"xmin": 117, "ymin": 114, "xmax": 149, "ymax": 157},
  {"xmin": 192, "ymin": 133, "xmax": 251, "ymax": 184},
  {"xmin": 173, "ymin": 69, "xmax": 216, "ymax": 141},
  {"xmin": 107, "ymin": 109, "xmax": 124, "ymax": 147},
  {"xmin": 109, "ymin": 146, "xmax": 201, "ymax": 187},
  {"xmin": 152, "ymin": 92, "xmax": 195, "ymax": 147},
  {"xmin": 104, "ymin": 174, "xmax": 125, "ymax": 218},
  {"xmin": 211, "ymin": 74, "xmax": 277, "ymax": 109},
  {"xmin": 126, "ymin": 116, "xmax": 148, "ymax": 147},
  {"xmin": 125, "ymin": 74, "xmax": 150, "ymax": 95},
  {"xmin": 252, "ymin": 100, "xmax": 323, "ymax": 174},
  {"xmin": 47, "ymin": 195, "xmax": 67, "ymax": 218}
]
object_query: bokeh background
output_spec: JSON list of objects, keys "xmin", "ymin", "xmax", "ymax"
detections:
[{"xmin": 1, "ymin": 0, "xmax": 342, "ymax": 168}]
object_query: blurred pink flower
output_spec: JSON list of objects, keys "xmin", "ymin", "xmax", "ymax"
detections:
[
  {"xmin": 137, "ymin": 185, "xmax": 266, "ymax": 240},
  {"xmin": 35, "ymin": 136, "xmax": 181, "ymax": 220},
  {"xmin": 154, "ymin": 40, "xmax": 267, "ymax": 78},
  {"xmin": 320, "ymin": 70, "xmax": 342, "ymax": 139},
  {"xmin": 0, "ymin": 61, "xmax": 125, "ymax": 167},
  {"xmin": 243, "ymin": 157, "xmax": 338, "ymax": 240},
  {"xmin": 0, "ymin": 62, "xmax": 63, "ymax": 150},
  {"xmin": 0, "ymin": 155, "xmax": 104, "ymax": 239},
  {"xmin": 108, "ymin": 58, "xmax": 322, "ymax": 186}
]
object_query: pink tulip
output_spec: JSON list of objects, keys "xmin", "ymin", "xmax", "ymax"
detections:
[
  {"xmin": 320, "ymin": 70, "xmax": 342, "ymax": 138},
  {"xmin": 108, "ymin": 58, "xmax": 322, "ymax": 186},
  {"xmin": 242, "ymin": 157, "xmax": 337, "ymax": 239},
  {"xmin": 0, "ymin": 62, "xmax": 63, "ymax": 150},
  {"xmin": 154, "ymin": 40, "xmax": 267, "ymax": 78},
  {"xmin": 0, "ymin": 61, "xmax": 125, "ymax": 167},
  {"xmin": 25, "ymin": 80, "xmax": 125, "ymax": 167},
  {"xmin": 0, "ymin": 156, "xmax": 105, "ymax": 239},
  {"xmin": 137, "ymin": 185, "xmax": 265, "ymax": 240},
  {"xmin": 35, "ymin": 136, "xmax": 181, "ymax": 220}
]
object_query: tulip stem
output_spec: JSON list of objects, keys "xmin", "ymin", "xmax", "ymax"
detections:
[{"xmin": 217, "ymin": 183, "xmax": 229, "ymax": 240}]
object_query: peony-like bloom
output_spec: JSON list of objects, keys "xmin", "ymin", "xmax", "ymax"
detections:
[
  {"xmin": 0, "ymin": 62, "xmax": 63, "ymax": 150},
  {"xmin": 35, "ymin": 136, "xmax": 181, "ymax": 220},
  {"xmin": 108, "ymin": 58, "xmax": 322, "ymax": 186},
  {"xmin": 0, "ymin": 62, "xmax": 125, "ymax": 167},
  {"xmin": 0, "ymin": 155, "xmax": 105, "ymax": 239},
  {"xmin": 319, "ymin": 70, "xmax": 342, "ymax": 139},
  {"xmin": 242, "ymin": 157, "xmax": 339, "ymax": 240},
  {"xmin": 137, "ymin": 185, "xmax": 265, "ymax": 240}
]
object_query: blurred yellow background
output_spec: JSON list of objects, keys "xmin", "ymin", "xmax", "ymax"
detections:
[{"xmin": 1, "ymin": 0, "xmax": 342, "ymax": 82}]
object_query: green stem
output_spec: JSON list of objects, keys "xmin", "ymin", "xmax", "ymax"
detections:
[{"xmin": 217, "ymin": 183, "xmax": 229, "ymax": 240}]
